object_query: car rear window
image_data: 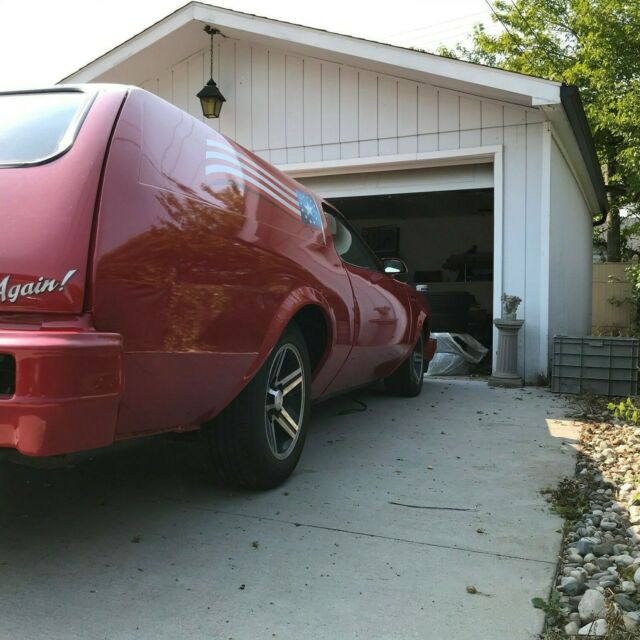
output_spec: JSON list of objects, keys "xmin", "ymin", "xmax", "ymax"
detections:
[{"xmin": 0, "ymin": 90, "xmax": 92, "ymax": 166}]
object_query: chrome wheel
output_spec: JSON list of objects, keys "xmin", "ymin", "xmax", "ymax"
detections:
[
  {"xmin": 412, "ymin": 337, "xmax": 424, "ymax": 382},
  {"xmin": 265, "ymin": 343, "xmax": 305, "ymax": 460}
]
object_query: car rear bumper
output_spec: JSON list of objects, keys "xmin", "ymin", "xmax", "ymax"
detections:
[
  {"xmin": 424, "ymin": 337, "xmax": 437, "ymax": 363},
  {"xmin": 0, "ymin": 329, "xmax": 123, "ymax": 456}
]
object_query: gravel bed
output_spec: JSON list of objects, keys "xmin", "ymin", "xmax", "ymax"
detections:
[{"xmin": 546, "ymin": 401, "xmax": 640, "ymax": 638}]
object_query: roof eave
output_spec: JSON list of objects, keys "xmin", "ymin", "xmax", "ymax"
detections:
[
  {"xmin": 61, "ymin": 1, "xmax": 561, "ymax": 107},
  {"xmin": 560, "ymin": 85, "xmax": 608, "ymax": 216}
]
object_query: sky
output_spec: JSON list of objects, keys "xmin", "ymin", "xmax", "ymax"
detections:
[{"xmin": 0, "ymin": 0, "xmax": 500, "ymax": 90}]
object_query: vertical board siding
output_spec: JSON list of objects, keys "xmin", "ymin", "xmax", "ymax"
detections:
[
  {"xmin": 140, "ymin": 38, "xmax": 543, "ymax": 164},
  {"xmin": 171, "ymin": 61, "xmax": 188, "ymax": 113},
  {"xmin": 460, "ymin": 97, "xmax": 480, "ymax": 129},
  {"xmin": 358, "ymin": 71, "xmax": 378, "ymax": 142},
  {"xmin": 481, "ymin": 101, "xmax": 503, "ymax": 128},
  {"xmin": 438, "ymin": 91, "xmax": 460, "ymax": 149},
  {"xmin": 460, "ymin": 97, "xmax": 482, "ymax": 148},
  {"xmin": 285, "ymin": 55, "xmax": 304, "ymax": 148},
  {"xmin": 397, "ymin": 81, "xmax": 417, "ymax": 137},
  {"xmin": 377, "ymin": 76, "xmax": 398, "ymax": 140},
  {"xmin": 417, "ymin": 85, "xmax": 438, "ymax": 134},
  {"xmin": 524, "ymin": 122, "xmax": 544, "ymax": 375},
  {"xmin": 321, "ymin": 62, "xmax": 340, "ymax": 144},
  {"xmin": 398, "ymin": 135, "xmax": 418, "ymax": 154},
  {"xmin": 187, "ymin": 51, "xmax": 204, "ymax": 123},
  {"xmin": 438, "ymin": 90, "xmax": 460, "ymax": 132},
  {"xmin": 502, "ymin": 123, "xmax": 528, "ymax": 368},
  {"xmin": 268, "ymin": 50, "xmax": 286, "ymax": 149},
  {"xmin": 504, "ymin": 106, "xmax": 526, "ymax": 126},
  {"xmin": 339, "ymin": 66, "xmax": 359, "ymax": 142},
  {"xmin": 235, "ymin": 42, "xmax": 252, "ymax": 148},
  {"xmin": 218, "ymin": 38, "xmax": 236, "ymax": 138},
  {"xmin": 251, "ymin": 46, "xmax": 269, "ymax": 149},
  {"xmin": 303, "ymin": 59, "xmax": 322, "ymax": 147},
  {"xmin": 158, "ymin": 69, "xmax": 172, "ymax": 103}
]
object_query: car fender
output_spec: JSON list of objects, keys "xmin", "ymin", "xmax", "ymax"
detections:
[
  {"xmin": 224, "ymin": 285, "xmax": 336, "ymax": 402},
  {"xmin": 408, "ymin": 290, "xmax": 429, "ymax": 344}
]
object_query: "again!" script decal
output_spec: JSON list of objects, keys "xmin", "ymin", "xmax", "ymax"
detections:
[{"xmin": 0, "ymin": 269, "xmax": 78, "ymax": 304}]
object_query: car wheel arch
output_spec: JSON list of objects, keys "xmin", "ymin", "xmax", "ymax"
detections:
[
  {"xmin": 290, "ymin": 304, "xmax": 331, "ymax": 376},
  {"xmin": 244, "ymin": 287, "xmax": 334, "ymax": 385}
]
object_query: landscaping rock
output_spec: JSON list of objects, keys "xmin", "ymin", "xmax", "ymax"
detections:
[
  {"xmin": 546, "ymin": 401, "xmax": 640, "ymax": 637},
  {"xmin": 564, "ymin": 620, "xmax": 579, "ymax": 635},
  {"xmin": 624, "ymin": 613, "xmax": 639, "ymax": 631},
  {"xmin": 578, "ymin": 589, "xmax": 605, "ymax": 622},
  {"xmin": 613, "ymin": 592, "xmax": 637, "ymax": 611},
  {"xmin": 593, "ymin": 542, "xmax": 614, "ymax": 557},
  {"xmin": 572, "ymin": 538, "xmax": 597, "ymax": 556},
  {"xmin": 598, "ymin": 578, "xmax": 617, "ymax": 589},
  {"xmin": 578, "ymin": 619, "xmax": 607, "ymax": 636},
  {"xmin": 559, "ymin": 576, "xmax": 579, "ymax": 595}
]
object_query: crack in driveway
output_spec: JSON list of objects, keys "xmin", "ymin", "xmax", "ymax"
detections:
[{"xmin": 181, "ymin": 502, "xmax": 556, "ymax": 566}]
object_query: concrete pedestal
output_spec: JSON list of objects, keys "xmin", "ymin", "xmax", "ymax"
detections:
[{"xmin": 489, "ymin": 318, "xmax": 524, "ymax": 388}]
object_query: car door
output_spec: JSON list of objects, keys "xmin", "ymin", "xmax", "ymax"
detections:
[{"xmin": 323, "ymin": 206, "xmax": 412, "ymax": 392}]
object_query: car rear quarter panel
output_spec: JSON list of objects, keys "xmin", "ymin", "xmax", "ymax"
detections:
[
  {"xmin": 0, "ymin": 88, "xmax": 127, "ymax": 314},
  {"xmin": 91, "ymin": 89, "xmax": 354, "ymax": 436}
]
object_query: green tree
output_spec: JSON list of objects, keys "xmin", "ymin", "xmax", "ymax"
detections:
[{"xmin": 441, "ymin": 0, "xmax": 640, "ymax": 261}]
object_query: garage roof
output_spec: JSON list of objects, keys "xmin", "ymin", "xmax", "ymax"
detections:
[{"xmin": 60, "ymin": 1, "xmax": 607, "ymax": 215}]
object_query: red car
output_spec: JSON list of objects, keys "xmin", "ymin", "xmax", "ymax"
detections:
[{"xmin": 0, "ymin": 85, "xmax": 435, "ymax": 488}]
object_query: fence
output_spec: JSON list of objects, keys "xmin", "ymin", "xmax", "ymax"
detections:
[{"xmin": 592, "ymin": 262, "xmax": 635, "ymax": 335}]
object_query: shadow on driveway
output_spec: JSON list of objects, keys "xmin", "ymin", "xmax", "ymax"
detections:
[{"xmin": 0, "ymin": 379, "xmax": 578, "ymax": 640}]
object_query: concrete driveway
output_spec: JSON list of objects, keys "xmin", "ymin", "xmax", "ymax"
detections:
[{"xmin": 0, "ymin": 379, "xmax": 578, "ymax": 640}]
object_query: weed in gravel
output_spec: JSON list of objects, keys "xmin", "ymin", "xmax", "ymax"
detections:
[
  {"xmin": 532, "ymin": 591, "xmax": 565, "ymax": 627},
  {"xmin": 540, "ymin": 477, "xmax": 590, "ymax": 521}
]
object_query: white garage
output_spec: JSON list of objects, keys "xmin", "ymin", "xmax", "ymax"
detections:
[{"xmin": 62, "ymin": 2, "xmax": 607, "ymax": 382}]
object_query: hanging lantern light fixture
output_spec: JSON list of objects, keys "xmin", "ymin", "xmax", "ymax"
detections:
[{"xmin": 197, "ymin": 25, "xmax": 226, "ymax": 119}]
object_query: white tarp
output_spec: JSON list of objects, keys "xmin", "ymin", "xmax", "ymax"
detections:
[{"xmin": 426, "ymin": 333, "xmax": 488, "ymax": 376}]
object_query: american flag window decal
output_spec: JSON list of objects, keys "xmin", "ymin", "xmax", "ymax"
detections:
[{"xmin": 295, "ymin": 191, "xmax": 323, "ymax": 229}]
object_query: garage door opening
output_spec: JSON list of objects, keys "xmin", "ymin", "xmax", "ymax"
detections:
[{"xmin": 329, "ymin": 187, "xmax": 494, "ymax": 357}]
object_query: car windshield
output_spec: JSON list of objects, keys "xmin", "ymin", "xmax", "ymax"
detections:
[{"xmin": 0, "ymin": 91, "xmax": 91, "ymax": 166}]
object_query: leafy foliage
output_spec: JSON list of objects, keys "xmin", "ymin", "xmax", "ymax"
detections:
[
  {"xmin": 441, "ymin": 0, "xmax": 640, "ymax": 221},
  {"xmin": 608, "ymin": 397, "xmax": 640, "ymax": 424},
  {"xmin": 624, "ymin": 262, "xmax": 640, "ymax": 335}
]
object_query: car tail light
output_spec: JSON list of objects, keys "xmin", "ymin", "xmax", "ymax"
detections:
[{"xmin": 0, "ymin": 354, "xmax": 15, "ymax": 396}]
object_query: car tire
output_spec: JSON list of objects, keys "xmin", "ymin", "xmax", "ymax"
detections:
[
  {"xmin": 384, "ymin": 333, "xmax": 425, "ymax": 398},
  {"xmin": 206, "ymin": 324, "xmax": 311, "ymax": 490}
]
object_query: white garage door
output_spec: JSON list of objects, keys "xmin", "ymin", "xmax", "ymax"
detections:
[{"xmin": 297, "ymin": 162, "xmax": 493, "ymax": 198}]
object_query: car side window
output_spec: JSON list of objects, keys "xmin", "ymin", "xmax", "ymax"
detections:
[{"xmin": 324, "ymin": 208, "xmax": 382, "ymax": 273}]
